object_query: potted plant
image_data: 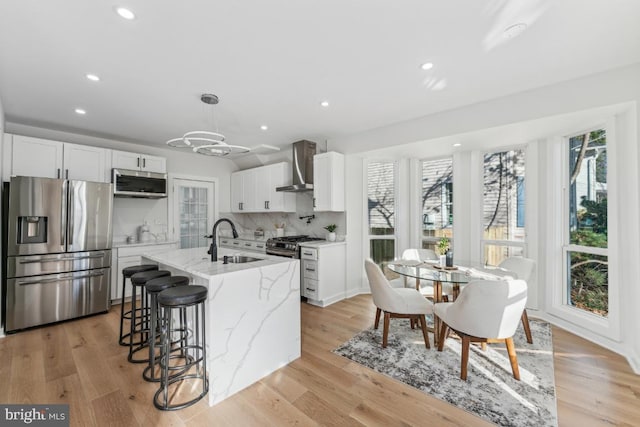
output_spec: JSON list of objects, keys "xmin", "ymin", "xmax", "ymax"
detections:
[
  {"xmin": 324, "ymin": 224, "xmax": 337, "ymax": 242},
  {"xmin": 436, "ymin": 237, "xmax": 450, "ymax": 267}
]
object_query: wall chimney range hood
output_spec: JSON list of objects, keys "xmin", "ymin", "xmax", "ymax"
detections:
[{"xmin": 276, "ymin": 140, "xmax": 317, "ymax": 192}]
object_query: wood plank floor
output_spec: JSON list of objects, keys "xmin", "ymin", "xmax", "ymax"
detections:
[{"xmin": 1, "ymin": 294, "xmax": 639, "ymax": 426}]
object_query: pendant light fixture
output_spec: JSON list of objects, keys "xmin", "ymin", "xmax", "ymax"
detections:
[{"xmin": 166, "ymin": 93, "xmax": 251, "ymax": 156}]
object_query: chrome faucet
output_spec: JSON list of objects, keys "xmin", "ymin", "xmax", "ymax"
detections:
[{"xmin": 205, "ymin": 218, "xmax": 239, "ymax": 262}]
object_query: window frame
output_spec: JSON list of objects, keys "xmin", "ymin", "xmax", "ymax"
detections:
[
  {"xmin": 364, "ymin": 159, "xmax": 398, "ymax": 265},
  {"xmin": 418, "ymin": 156, "xmax": 454, "ymax": 251},
  {"xmin": 479, "ymin": 144, "xmax": 529, "ymax": 265},
  {"xmin": 550, "ymin": 121, "xmax": 619, "ymax": 340}
]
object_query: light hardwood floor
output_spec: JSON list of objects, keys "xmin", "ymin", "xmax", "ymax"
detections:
[{"xmin": 1, "ymin": 294, "xmax": 639, "ymax": 426}]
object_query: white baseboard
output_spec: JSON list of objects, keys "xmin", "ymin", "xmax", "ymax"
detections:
[
  {"xmin": 627, "ymin": 353, "xmax": 640, "ymax": 375},
  {"xmin": 346, "ymin": 287, "xmax": 370, "ymax": 299}
]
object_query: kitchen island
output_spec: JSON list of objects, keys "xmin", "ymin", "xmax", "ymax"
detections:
[{"xmin": 141, "ymin": 247, "xmax": 300, "ymax": 406}]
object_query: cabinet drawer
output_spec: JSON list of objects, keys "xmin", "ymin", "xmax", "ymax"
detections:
[
  {"xmin": 300, "ymin": 247, "xmax": 318, "ymax": 260},
  {"xmin": 302, "ymin": 259, "xmax": 318, "ymax": 280},
  {"xmin": 303, "ymin": 278, "xmax": 318, "ymax": 299}
]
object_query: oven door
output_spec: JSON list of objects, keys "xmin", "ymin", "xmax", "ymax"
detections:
[{"xmin": 265, "ymin": 248, "xmax": 297, "ymax": 258}]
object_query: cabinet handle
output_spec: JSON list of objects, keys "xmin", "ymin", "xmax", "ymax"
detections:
[
  {"xmin": 245, "ymin": 243, "xmax": 252, "ymax": 247},
  {"xmin": 65, "ymin": 169, "xmax": 69, "ymax": 179},
  {"xmin": 313, "ymin": 198, "xmax": 316, "ymax": 208},
  {"xmin": 137, "ymin": 157, "xmax": 140, "ymax": 168},
  {"xmin": 305, "ymin": 267, "xmax": 316, "ymax": 272},
  {"xmin": 57, "ymin": 168, "xmax": 61, "ymax": 179},
  {"xmin": 239, "ymin": 202, "xmax": 243, "ymax": 211},
  {"xmin": 303, "ymin": 251, "xmax": 313, "ymax": 256},
  {"xmin": 143, "ymin": 158, "xmax": 146, "ymax": 168},
  {"xmin": 267, "ymin": 201, "xmax": 270, "ymax": 209},
  {"xmin": 305, "ymin": 287, "xmax": 315, "ymax": 292}
]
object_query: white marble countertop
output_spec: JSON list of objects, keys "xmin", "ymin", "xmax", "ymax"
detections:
[
  {"xmin": 141, "ymin": 247, "xmax": 297, "ymax": 280},
  {"xmin": 299, "ymin": 240, "xmax": 345, "ymax": 248},
  {"xmin": 112, "ymin": 240, "xmax": 178, "ymax": 248}
]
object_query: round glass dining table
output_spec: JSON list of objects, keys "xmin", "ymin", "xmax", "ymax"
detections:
[{"xmin": 386, "ymin": 261, "xmax": 475, "ymax": 347}]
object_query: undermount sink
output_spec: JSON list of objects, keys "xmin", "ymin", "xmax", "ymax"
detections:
[{"xmin": 221, "ymin": 255, "xmax": 262, "ymax": 264}]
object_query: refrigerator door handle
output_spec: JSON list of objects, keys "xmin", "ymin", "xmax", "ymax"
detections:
[
  {"xmin": 18, "ymin": 252, "xmax": 106, "ymax": 264},
  {"xmin": 67, "ymin": 182, "xmax": 74, "ymax": 246},
  {"xmin": 61, "ymin": 180, "xmax": 67, "ymax": 247},
  {"xmin": 17, "ymin": 271, "xmax": 105, "ymax": 286}
]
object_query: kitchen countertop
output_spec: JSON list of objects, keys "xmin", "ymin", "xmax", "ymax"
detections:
[
  {"xmin": 112, "ymin": 240, "xmax": 178, "ymax": 248},
  {"xmin": 141, "ymin": 246, "xmax": 297, "ymax": 280},
  {"xmin": 299, "ymin": 240, "xmax": 346, "ymax": 248}
]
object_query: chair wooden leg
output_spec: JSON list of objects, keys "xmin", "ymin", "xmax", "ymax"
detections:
[
  {"xmin": 374, "ymin": 308, "xmax": 381, "ymax": 329},
  {"xmin": 505, "ymin": 337, "xmax": 520, "ymax": 380},
  {"xmin": 410, "ymin": 318, "xmax": 415, "ymax": 329},
  {"xmin": 382, "ymin": 312, "xmax": 390, "ymax": 348},
  {"xmin": 418, "ymin": 315, "xmax": 430, "ymax": 349},
  {"xmin": 460, "ymin": 335, "xmax": 470, "ymax": 380},
  {"xmin": 521, "ymin": 310, "xmax": 533, "ymax": 344},
  {"xmin": 438, "ymin": 323, "xmax": 448, "ymax": 351}
]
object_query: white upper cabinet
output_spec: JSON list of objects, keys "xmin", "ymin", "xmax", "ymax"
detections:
[
  {"xmin": 231, "ymin": 168, "xmax": 256, "ymax": 212},
  {"xmin": 231, "ymin": 162, "xmax": 296, "ymax": 213},
  {"xmin": 63, "ymin": 143, "xmax": 108, "ymax": 182},
  {"xmin": 313, "ymin": 151, "xmax": 345, "ymax": 212},
  {"xmin": 112, "ymin": 150, "xmax": 166, "ymax": 173},
  {"xmin": 7, "ymin": 135, "xmax": 110, "ymax": 182},
  {"xmin": 256, "ymin": 163, "xmax": 296, "ymax": 212}
]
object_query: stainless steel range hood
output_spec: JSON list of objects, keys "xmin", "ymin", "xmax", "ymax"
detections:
[{"xmin": 276, "ymin": 140, "xmax": 317, "ymax": 192}]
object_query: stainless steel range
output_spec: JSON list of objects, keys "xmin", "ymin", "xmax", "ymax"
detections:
[{"xmin": 265, "ymin": 235, "xmax": 324, "ymax": 258}]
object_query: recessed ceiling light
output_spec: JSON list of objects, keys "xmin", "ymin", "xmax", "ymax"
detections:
[
  {"xmin": 420, "ymin": 62, "xmax": 434, "ymax": 71},
  {"xmin": 115, "ymin": 7, "xmax": 135, "ymax": 20},
  {"xmin": 75, "ymin": 108, "xmax": 86, "ymax": 115},
  {"xmin": 453, "ymin": 143, "xmax": 461, "ymax": 147},
  {"xmin": 320, "ymin": 101, "xmax": 330, "ymax": 108},
  {"xmin": 260, "ymin": 125, "xmax": 268, "ymax": 131},
  {"xmin": 503, "ymin": 23, "xmax": 527, "ymax": 39},
  {"xmin": 86, "ymin": 73, "xmax": 100, "ymax": 82}
]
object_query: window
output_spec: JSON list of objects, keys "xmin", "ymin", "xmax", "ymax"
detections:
[
  {"xmin": 482, "ymin": 148, "xmax": 526, "ymax": 266},
  {"xmin": 367, "ymin": 161, "xmax": 396, "ymax": 266},
  {"xmin": 421, "ymin": 158, "xmax": 453, "ymax": 251},
  {"xmin": 565, "ymin": 129, "xmax": 608, "ymax": 317}
]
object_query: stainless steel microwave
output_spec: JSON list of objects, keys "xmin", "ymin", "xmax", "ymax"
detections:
[{"xmin": 112, "ymin": 168, "xmax": 167, "ymax": 198}]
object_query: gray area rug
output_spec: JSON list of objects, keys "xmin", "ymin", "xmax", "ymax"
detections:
[{"xmin": 334, "ymin": 318, "xmax": 557, "ymax": 427}]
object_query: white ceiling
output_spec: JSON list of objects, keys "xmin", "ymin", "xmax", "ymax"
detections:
[{"xmin": 1, "ymin": 0, "xmax": 639, "ymax": 153}]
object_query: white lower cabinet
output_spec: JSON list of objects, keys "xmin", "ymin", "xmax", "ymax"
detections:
[
  {"xmin": 111, "ymin": 242, "xmax": 178, "ymax": 302},
  {"xmin": 300, "ymin": 243, "xmax": 346, "ymax": 307}
]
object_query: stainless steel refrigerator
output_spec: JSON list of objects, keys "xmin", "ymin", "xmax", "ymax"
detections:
[{"xmin": 3, "ymin": 176, "xmax": 113, "ymax": 333}]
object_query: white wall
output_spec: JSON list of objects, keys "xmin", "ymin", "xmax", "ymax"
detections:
[{"xmin": 335, "ymin": 62, "xmax": 640, "ymax": 373}]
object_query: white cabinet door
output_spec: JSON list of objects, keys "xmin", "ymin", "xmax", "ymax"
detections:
[
  {"xmin": 231, "ymin": 171, "xmax": 244, "ymax": 212},
  {"xmin": 112, "ymin": 150, "xmax": 141, "ymax": 170},
  {"xmin": 242, "ymin": 169, "xmax": 257, "ymax": 211},
  {"xmin": 11, "ymin": 135, "xmax": 64, "ymax": 179},
  {"xmin": 141, "ymin": 155, "xmax": 166, "ymax": 173},
  {"xmin": 63, "ymin": 142, "xmax": 108, "ymax": 182},
  {"xmin": 255, "ymin": 166, "xmax": 271, "ymax": 212},
  {"xmin": 114, "ymin": 255, "xmax": 142, "ymax": 301},
  {"xmin": 313, "ymin": 152, "xmax": 345, "ymax": 212},
  {"xmin": 266, "ymin": 163, "xmax": 296, "ymax": 212}
]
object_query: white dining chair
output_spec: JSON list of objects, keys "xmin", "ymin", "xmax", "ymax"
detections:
[
  {"xmin": 365, "ymin": 259, "xmax": 433, "ymax": 349},
  {"xmin": 499, "ymin": 257, "xmax": 536, "ymax": 344},
  {"xmin": 434, "ymin": 279, "xmax": 528, "ymax": 380}
]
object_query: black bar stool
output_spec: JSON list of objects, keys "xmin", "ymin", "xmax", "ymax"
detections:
[
  {"xmin": 128, "ymin": 270, "xmax": 171, "ymax": 363},
  {"xmin": 154, "ymin": 285, "xmax": 208, "ymax": 411},
  {"xmin": 119, "ymin": 264, "xmax": 159, "ymax": 346},
  {"xmin": 143, "ymin": 275, "xmax": 190, "ymax": 382}
]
